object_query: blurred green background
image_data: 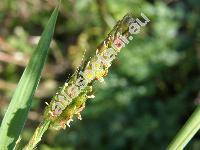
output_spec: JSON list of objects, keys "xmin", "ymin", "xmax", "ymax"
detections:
[{"xmin": 0, "ymin": 0, "xmax": 199, "ymax": 149}]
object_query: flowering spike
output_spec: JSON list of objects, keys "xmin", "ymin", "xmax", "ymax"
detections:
[{"xmin": 41, "ymin": 13, "xmax": 150, "ymax": 130}]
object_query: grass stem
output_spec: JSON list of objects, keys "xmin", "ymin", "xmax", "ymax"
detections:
[{"xmin": 23, "ymin": 120, "xmax": 51, "ymax": 150}]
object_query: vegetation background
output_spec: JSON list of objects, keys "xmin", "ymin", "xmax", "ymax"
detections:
[{"xmin": 0, "ymin": 0, "xmax": 199, "ymax": 149}]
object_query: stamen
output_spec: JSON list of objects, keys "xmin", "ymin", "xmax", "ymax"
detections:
[{"xmin": 87, "ymin": 95, "xmax": 95, "ymax": 99}]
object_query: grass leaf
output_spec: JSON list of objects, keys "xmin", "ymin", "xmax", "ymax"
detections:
[
  {"xmin": 167, "ymin": 106, "xmax": 200, "ymax": 150},
  {"xmin": 0, "ymin": 6, "xmax": 59, "ymax": 150}
]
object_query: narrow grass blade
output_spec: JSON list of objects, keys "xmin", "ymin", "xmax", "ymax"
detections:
[
  {"xmin": 167, "ymin": 106, "xmax": 200, "ymax": 150},
  {"xmin": 0, "ymin": 6, "xmax": 59, "ymax": 150}
]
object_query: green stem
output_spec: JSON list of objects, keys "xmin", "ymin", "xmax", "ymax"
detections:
[
  {"xmin": 167, "ymin": 105, "xmax": 200, "ymax": 150},
  {"xmin": 23, "ymin": 120, "xmax": 51, "ymax": 150}
]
